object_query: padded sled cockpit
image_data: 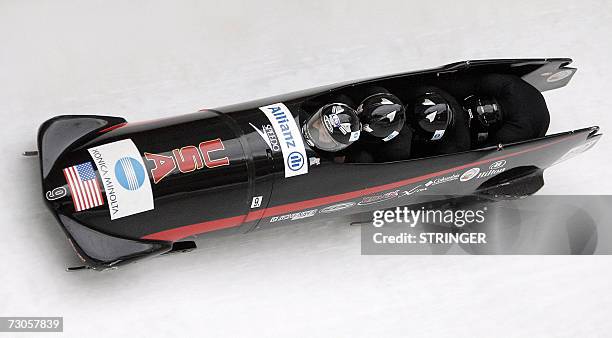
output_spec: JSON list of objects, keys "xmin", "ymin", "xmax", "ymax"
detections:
[
  {"xmin": 475, "ymin": 73, "xmax": 550, "ymax": 144},
  {"xmin": 297, "ymin": 64, "xmax": 553, "ymax": 164}
]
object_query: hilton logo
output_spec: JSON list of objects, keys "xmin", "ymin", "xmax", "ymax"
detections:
[{"xmin": 477, "ymin": 160, "xmax": 508, "ymax": 179}]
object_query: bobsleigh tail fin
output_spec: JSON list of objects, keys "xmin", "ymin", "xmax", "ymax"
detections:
[{"xmin": 37, "ymin": 115, "xmax": 127, "ymax": 179}]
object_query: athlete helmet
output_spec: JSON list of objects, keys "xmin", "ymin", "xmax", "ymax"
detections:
[
  {"xmin": 302, "ymin": 103, "xmax": 361, "ymax": 152},
  {"xmin": 463, "ymin": 95, "xmax": 503, "ymax": 128},
  {"xmin": 357, "ymin": 93, "xmax": 406, "ymax": 142},
  {"xmin": 411, "ymin": 92, "xmax": 454, "ymax": 142}
]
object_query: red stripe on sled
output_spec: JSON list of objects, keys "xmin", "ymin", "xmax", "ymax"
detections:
[
  {"xmin": 142, "ymin": 135, "xmax": 577, "ymax": 241},
  {"xmin": 98, "ymin": 122, "xmax": 127, "ymax": 134}
]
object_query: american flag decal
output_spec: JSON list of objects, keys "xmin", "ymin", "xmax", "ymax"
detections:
[{"xmin": 63, "ymin": 162, "xmax": 105, "ymax": 211}]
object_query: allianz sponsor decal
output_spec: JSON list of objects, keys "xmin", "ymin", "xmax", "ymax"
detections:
[
  {"xmin": 88, "ymin": 139, "xmax": 154, "ymax": 220},
  {"xmin": 259, "ymin": 103, "xmax": 308, "ymax": 178}
]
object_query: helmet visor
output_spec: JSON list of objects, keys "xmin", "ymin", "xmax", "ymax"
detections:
[{"xmin": 304, "ymin": 104, "xmax": 360, "ymax": 151}]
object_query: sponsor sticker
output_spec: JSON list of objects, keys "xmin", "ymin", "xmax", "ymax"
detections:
[
  {"xmin": 431, "ymin": 129, "xmax": 445, "ymax": 141},
  {"xmin": 270, "ymin": 209, "xmax": 317, "ymax": 222},
  {"xmin": 425, "ymin": 173, "xmax": 460, "ymax": 187},
  {"xmin": 88, "ymin": 139, "xmax": 154, "ymax": 220},
  {"xmin": 330, "ymin": 114, "xmax": 341, "ymax": 127},
  {"xmin": 358, "ymin": 190, "xmax": 400, "ymax": 206},
  {"xmin": 475, "ymin": 160, "xmax": 507, "ymax": 179},
  {"xmin": 46, "ymin": 187, "xmax": 67, "ymax": 201},
  {"xmin": 400, "ymin": 185, "xmax": 428, "ymax": 196},
  {"xmin": 320, "ymin": 202, "xmax": 356, "ymax": 214},
  {"xmin": 338, "ymin": 122, "xmax": 353, "ymax": 135},
  {"xmin": 489, "ymin": 160, "xmax": 506, "ymax": 170},
  {"xmin": 323, "ymin": 115, "xmax": 334, "ymax": 132},
  {"xmin": 259, "ymin": 103, "xmax": 308, "ymax": 178},
  {"xmin": 250, "ymin": 123, "xmax": 281, "ymax": 152},
  {"xmin": 460, "ymin": 168, "xmax": 481, "ymax": 182}
]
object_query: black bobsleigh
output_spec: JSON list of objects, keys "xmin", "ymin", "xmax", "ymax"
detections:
[{"xmin": 34, "ymin": 58, "xmax": 601, "ymax": 270}]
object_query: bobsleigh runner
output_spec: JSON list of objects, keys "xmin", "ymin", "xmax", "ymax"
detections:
[{"xmin": 31, "ymin": 58, "xmax": 600, "ymax": 270}]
